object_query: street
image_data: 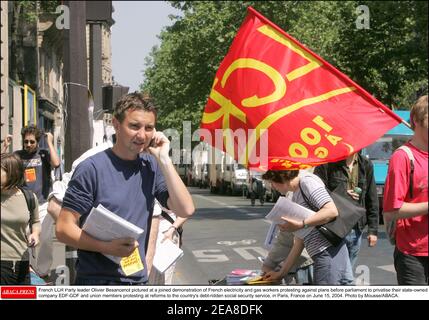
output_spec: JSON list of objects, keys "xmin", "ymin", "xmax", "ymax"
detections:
[
  {"xmin": 49, "ymin": 186, "xmax": 397, "ymax": 286},
  {"xmin": 173, "ymin": 187, "xmax": 397, "ymax": 285}
]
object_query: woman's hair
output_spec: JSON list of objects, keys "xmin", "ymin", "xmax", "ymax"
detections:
[
  {"xmin": 262, "ymin": 170, "xmax": 299, "ymax": 183},
  {"xmin": 1, "ymin": 153, "xmax": 25, "ymax": 189},
  {"xmin": 113, "ymin": 92, "xmax": 158, "ymax": 123},
  {"xmin": 410, "ymin": 95, "xmax": 428, "ymax": 130}
]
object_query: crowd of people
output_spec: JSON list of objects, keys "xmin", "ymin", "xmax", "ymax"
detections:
[{"xmin": 1, "ymin": 94, "xmax": 427, "ymax": 286}]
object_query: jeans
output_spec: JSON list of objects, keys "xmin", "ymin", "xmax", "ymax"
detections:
[
  {"xmin": 394, "ymin": 247, "xmax": 428, "ymax": 285},
  {"xmin": 295, "ymin": 265, "xmax": 314, "ymax": 285},
  {"xmin": 1, "ymin": 260, "xmax": 31, "ymax": 285},
  {"xmin": 313, "ymin": 241, "xmax": 354, "ymax": 285},
  {"xmin": 345, "ymin": 227, "xmax": 363, "ymax": 269}
]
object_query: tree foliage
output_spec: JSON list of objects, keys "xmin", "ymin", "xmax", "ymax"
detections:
[{"xmin": 142, "ymin": 1, "xmax": 428, "ymax": 131}]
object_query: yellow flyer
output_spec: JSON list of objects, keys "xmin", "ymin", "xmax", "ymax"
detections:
[{"xmin": 120, "ymin": 248, "xmax": 144, "ymax": 276}]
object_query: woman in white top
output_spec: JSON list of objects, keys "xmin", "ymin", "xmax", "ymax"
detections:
[{"xmin": 148, "ymin": 201, "xmax": 187, "ymax": 285}]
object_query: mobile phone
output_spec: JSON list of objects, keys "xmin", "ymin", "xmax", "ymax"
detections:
[{"xmin": 149, "ymin": 138, "xmax": 157, "ymax": 148}]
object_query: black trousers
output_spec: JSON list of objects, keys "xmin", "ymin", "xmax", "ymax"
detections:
[
  {"xmin": 394, "ymin": 247, "xmax": 428, "ymax": 285},
  {"xmin": 0, "ymin": 260, "xmax": 31, "ymax": 285}
]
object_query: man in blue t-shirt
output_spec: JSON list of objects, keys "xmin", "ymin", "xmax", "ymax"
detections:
[
  {"xmin": 11, "ymin": 125, "xmax": 60, "ymax": 280},
  {"xmin": 56, "ymin": 93, "xmax": 195, "ymax": 285}
]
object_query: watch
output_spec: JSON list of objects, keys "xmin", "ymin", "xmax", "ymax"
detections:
[{"xmin": 302, "ymin": 220, "xmax": 309, "ymax": 229}]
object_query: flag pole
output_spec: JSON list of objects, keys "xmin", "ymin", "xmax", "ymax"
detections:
[{"xmin": 401, "ymin": 119, "xmax": 412, "ymax": 129}]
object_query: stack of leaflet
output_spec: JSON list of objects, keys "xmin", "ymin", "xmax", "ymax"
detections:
[
  {"xmin": 244, "ymin": 275, "xmax": 282, "ymax": 285},
  {"xmin": 82, "ymin": 204, "xmax": 144, "ymax": 264},
  {"xmin": 226, "ymin": 269, "xmax": 261, "ymax": 285}
]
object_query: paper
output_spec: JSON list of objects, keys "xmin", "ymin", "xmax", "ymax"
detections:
[
  {"xmin": 153, "ymin": 239, "xmax": 184, "ymax": 273},
  {"xmin": 82, "ymin": 204, "xmax": 144, "ymax": 264},
  {"xmin": 245, "ymin": 275, "xmax": 281, "ymax": 285},
  {"xmin": 265, "ymin": 197, "xmax": 316, "ymax": 239},
  {"xmin": 226, "ymin": 269, "xmax": 261, "ymax": 285},
  {"xmin": 264, "ymin": 222, "xmax": 279, "ymax": 250},
  {"xmin": 120, "ymin": 248, "xmax": 144, "ymax": 276}
]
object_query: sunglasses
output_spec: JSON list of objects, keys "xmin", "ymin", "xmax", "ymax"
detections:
[{"xmin": 24, "ymin": 140, "xmax": 37, "ymax": 145}]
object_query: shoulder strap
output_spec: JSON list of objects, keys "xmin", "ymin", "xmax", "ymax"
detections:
[
  {"xmin": 161, "ymin": 210, "xmax": 175, "ymax": 225},
  {"xmin": 397, "ymin": 145, "xmax": 415, "ymax": 198},
  {"xmin": 145, "ymin": 209, "xmax": 153, "ymax": 253},
  {"xmin": 18, "ymin": 187, "xmax": 36, "ymax": 233},
  {"xmin": 38, "ymin": 149, "xmax": 50, "ymax": 163},
  {"xmin": 298, "ymin": 181, "xmax": 319, "ymax": 212}
]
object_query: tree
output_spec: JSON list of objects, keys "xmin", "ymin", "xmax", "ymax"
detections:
[{"xmin": 142, "ymin": 1, "xmax": 428, "ymax": 132}]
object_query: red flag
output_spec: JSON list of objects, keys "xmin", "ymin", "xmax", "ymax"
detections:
[{"xmin": 200, "ymin": 7, "xmax": 402, "ymax": 170}]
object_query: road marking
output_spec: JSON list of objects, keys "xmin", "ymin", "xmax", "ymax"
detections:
[
  {"xmin": 193, "ymin": 250, "xmax": 229, "ymax": 262},
  {"xmin": 194, "ymin": 194, "xmax": 250, "ymax": 214},
  {"xmin": 246, "ymin": 213, "xmax": 263, "ymax": 217},
  {"xmin": 192, "ymin": 246, "xmax": 268, "ymax": 263},
  {"xmin": 377, "ymin": 264, "xmax": 396, "ymax": 273},
  {"xmin": 217, "ymin": 239, "xmax": 257, "ymax": 246}
]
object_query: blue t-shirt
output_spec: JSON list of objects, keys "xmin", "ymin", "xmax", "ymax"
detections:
[
  {"xmin": 62, "ymin": 149, "xmax": 169, "ymax": 284},
  {"xmin": 15, "ymin": 149, "xmax": 52, "ymax": 204}
]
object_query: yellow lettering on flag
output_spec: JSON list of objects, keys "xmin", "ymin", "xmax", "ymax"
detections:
[
  {"xmin": 257, "ymin": 25, "xmax": 322, "ymax": 81},
  {"xmin": 239, "ymin": 87, "xmax": 356, "ymax": 165},
  {"xmin": 222, "ymin": 58, "xmax": 286, "ymax": 107},
  {"xmin": 120, "ymin": 248, "xmax": 144, "ymax": 276}
]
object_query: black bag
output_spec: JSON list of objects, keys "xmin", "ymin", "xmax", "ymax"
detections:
[
  {"xmin": 299, "ymin": 183, "xmax": 366, "ymax": 247},
  {"xmin": 19, "ymin": 187, "xmax": 36, "ymax": 232}
]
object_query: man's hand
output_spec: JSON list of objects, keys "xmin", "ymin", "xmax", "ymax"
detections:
[
  {"xmin": 367, "ymin": 234, "xmax": 377, "ymax": 247},
  {"xmin": 346, "ymin": 189, "xmax": 360, "ymax": 201},
  {"xmin": 27, "ymin": 233, "xmax": 40, "ymax": 247},
  {"xmin": 262, "ymin": 270, "xmax": 283, "ymax": 281},
  {"xmin": 147, "ymin": 130, "xmax": 170, "ymax": 161},
  {"xmin": 45, "ymin": 132, "xmax": 54, "ymax": 145},
  {"xmin": 106, "ymin": 238, "xmax": 139, "ymax": 257},
  {"xmin": 161, "ymin": 227, "xmax": 176, "ymax": 243},
  {"xmin": 2, "ymin": 134, "xmax": 12, "ymax": 152}
]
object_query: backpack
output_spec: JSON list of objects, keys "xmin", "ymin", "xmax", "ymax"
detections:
[
  {"xmin": 19, "ymin": 187, "xmax": 36, "ymax": 233},
  {"xmin": 386, "ymin": 145, "xmax": 415, "ymax": 245}
]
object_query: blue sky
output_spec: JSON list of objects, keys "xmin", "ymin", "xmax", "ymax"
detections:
[{"xmin": 111, "ymin": 1, "xmax": 181, "ymax": 92}]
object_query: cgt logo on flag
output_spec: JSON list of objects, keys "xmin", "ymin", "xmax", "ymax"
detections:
[
  {"xmin": 200, "ymin": 6, "xmax": 402, "ymax": 170},
  {"xmin": 1, "ymin": 286, "xmax": 37, "ymax": 299}
]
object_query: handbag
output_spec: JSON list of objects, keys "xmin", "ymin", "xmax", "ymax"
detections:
[{"xmin": 299, "ymin": 183, "xmax": 366, "ymax": 247}]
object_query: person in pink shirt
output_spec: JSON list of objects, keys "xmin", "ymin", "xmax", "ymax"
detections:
[{"xmin": 383, "ymin": 95, "xmax": 428, "ymax": 285}]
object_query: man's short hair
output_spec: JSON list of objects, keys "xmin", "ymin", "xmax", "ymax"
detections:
[
  {"xmin": 21, "ymin": 125, "xmax": 42, "ymax": 142},
  {"xmin": 410, "ymin": 95, "xmax": 428, "ymax": 130},
  {"xmin": 113, "ymin": 92, "xmax": 158, "ymax": 123},
  {"xmin": 1, "ymin": 153, "xmax": 25, "ymax": 189},
  {"xmin": 262, "ymin": 170, "xmax": 299, "ymax": 183}
]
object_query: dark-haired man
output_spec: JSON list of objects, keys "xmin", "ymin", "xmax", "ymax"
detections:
[
  {"xmin": 9, "ymin": 125, "xmax": 60, "ymax": 279},
  {"xmin": 56, "ymin": 93, "xmax": 195, "ymax": 285}
]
